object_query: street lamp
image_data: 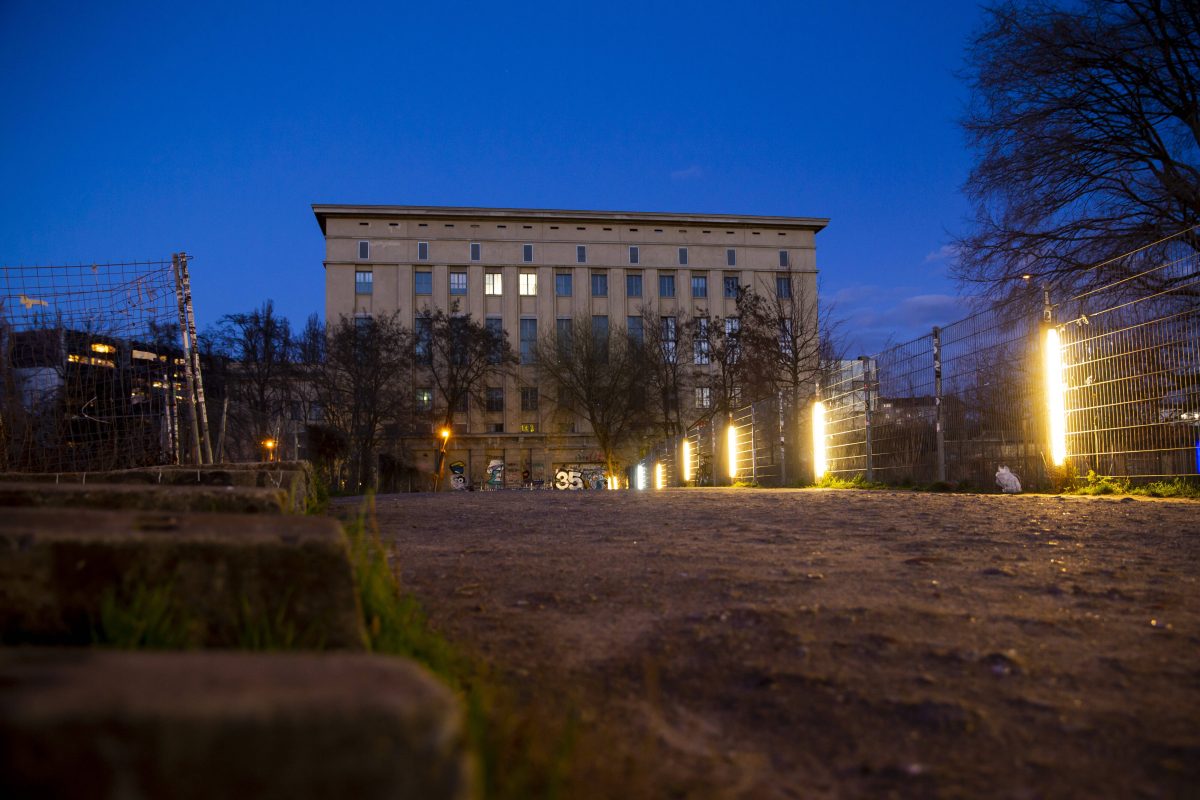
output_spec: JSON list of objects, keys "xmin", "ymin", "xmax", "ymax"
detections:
[{"xmin": 262, "ymin": 438, "xmax": 277, "ymax": 463}]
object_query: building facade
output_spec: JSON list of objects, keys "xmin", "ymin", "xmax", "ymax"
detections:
[{"xmin": 314, "ymin": 205, "xmax": 828, "ymax": 488}]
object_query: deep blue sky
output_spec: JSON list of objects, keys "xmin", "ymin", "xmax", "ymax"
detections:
[{"xmin": 0, "ymin": 1, "xmax": 985, "ymax": 356}]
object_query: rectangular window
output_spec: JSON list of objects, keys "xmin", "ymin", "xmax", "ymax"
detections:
[
  {"xmin": 519, "ymin": 273, "xmax": 537, "ymax": 296},
  {"xmin": 486, "ymin": 317, "xmax": 504, "ymax": 364},
  {"xmin": 471, "ymin": 242, "xmax": 482, "ymax": 261},
  {"xmin": 355, "ymin": 270, "xmax": 373, "ymax": 295},
  {"xmin": 659, "ymin": 272, "xmax": 676, "ymax": 298},
  {"xmin": 415, "ymin": 388, "xmax": 433, "ymax": 411},
  {"xmin": 725, "ymin": 316, "xmax": 740, "ymax": 363},
  {"xmin": 660, "ymin": 316, "xmax": 677, "ymax": 363},
  {"xmin": 414, "ymin": 317, "xmax": 432, "ymax": 364},
  {"xmin": 726, "ymin": 248, "xmax": 736, "ymax": 267},
  {"xmin": 626, "ymin": 272, "xmax": 642, "ymax": 297},
  {"xmin": 779, "ymin": 249, "xmax": 789, "ymax": 268},
  {"xmin": 592, "ymin": 315, "xmax": 608, "ymax": 339},
  {"xmin": 591, "ymin": 271, "xmax": 608, "ymax": 297},
  {"xmin": 780, "ymin": 318, "xmax": 794, "ymax": 358},
  {"xmin": 627, "ymin": 315, "xmax": 644, "ymax": 345},
  {"xmin": 576, "ymin": 244, "xmax": 587, "ymax": 263},
  {"xmin": 695, "ymin": 387, "xmax": 712, "ymax": 409},
  {"xmin": 555, "ymin": 272, "xmax": 573, "ymax": 296},
  {"xmin": 449, "ymin": 272, "xmax": 467, "ymax": 295},
  {"xmin": 417, "ymin": 241, "xmax": 429, "ymax": 261},
  {"xmin": 519, "ymin": 318, "xmax": 537, "ymax": 364},
  {"xmin": 485, "ymin": 387, "xmax": 504, "ymax": 412},
  {"xmin": 776, "ymin": 275, "xmax": 792, "ymax": 299},
  {"xmin": 691, "ymin": 275, "xmax": 707, "ymax": 299},
  {"xmin": 453, "ymin": 394, "xmax": 468, "ymax": 413},
  {"xmin": 678, "ymin": 247, "xmax": 688, "ymax": 266},
  {"xmin": 723, "ymin": 276, "xmax": 739, "ymax": 298},
  {"xmin": 489, "ymin": 422, "xmax": 504, "ymax": 433},
  {"xmin": 694, "ymin": 317, "xmax": 710, "ymax": 364},
  {"xmin": 522, "ymin": 243, "xmax": 534, "ymax": 262},
  {"xmin": 520, "ymin": 387, "xmax": 539, "ymax": 412},
  {"xmin": 520, "ymin": 422, "xmax": 538, "ymax": 433},
  {"xmin": 629, "ymin": 245, "xmax": 640, "ymax": 264},
  {"xmin": 556, "ymin": 317, "xmax": 573, "ymax": 354},
  {"xmin": 485, "ymin": 272, "xmax": 502, "ymax": 295},
  {"xmin": 414, "ymin": 270, "xmax": 432, "ymax": 295},
  {"xmin": 358, "ymin": 240, "xmax": 369, "ymax": 260}
]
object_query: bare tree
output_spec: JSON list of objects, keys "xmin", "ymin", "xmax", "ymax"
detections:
[
  {"xmin": 310, "ymin": 313, "xmax": 414, "ymax": 491},
  {"xmin": 637, "ymin": 307, "xmax": 692, "ymax": 437},
  {"xmin": 740, "ymin": 273, "xmax": 824, "ymax": 414},
  {"xmin": 415, "ymin": 303, "xmax": 515, "ymax": 431},
  {"xmin": 533, "ymin": 315, "xmax": 651, "ymax": 479},
  {"xmin": 956, "ymin": 0, "xmax": 1200, "ymax": 297}
]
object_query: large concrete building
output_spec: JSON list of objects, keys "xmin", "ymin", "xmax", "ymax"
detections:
[{"xmin": 314, "ymin": 205, "xmax": 827, "ymax": 488}]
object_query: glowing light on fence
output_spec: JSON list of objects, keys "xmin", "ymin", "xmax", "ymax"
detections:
[
  {"xmin": 681, "ymin": 439, "xmax": 692, "ymax": 482},
  {"xmin": 655, "ymin": 462, "xmax": 665, "ymax": 490},
  {"xmin": 812, "ymin": 401, "xmax": 827, "ymax": 478},
  {"xmin": 636, "ymin": 463, "xmax": 647, "ymax": 491},
  {"xmin": 726, "ymin": 423, "xmax": 738, "ymax": 480},
  {"xmin": 1044, "ymin": 327, "xmax": 1067, "ymax": 466}
]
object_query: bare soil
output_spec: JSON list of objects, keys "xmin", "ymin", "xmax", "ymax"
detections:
[{"xmin": 351, "ymin": 488, "xmax": 1200, "ymax": 799}]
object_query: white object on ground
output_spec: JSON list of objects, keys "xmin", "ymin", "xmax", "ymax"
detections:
[{"xmin": 995, "ymin": 466, "xmax": 1022, "ymax": 493}]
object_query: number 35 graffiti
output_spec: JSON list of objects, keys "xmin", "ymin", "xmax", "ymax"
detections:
[{"xmin": 554, "ymin": 466, "xmax": 608, "ymax": 490}]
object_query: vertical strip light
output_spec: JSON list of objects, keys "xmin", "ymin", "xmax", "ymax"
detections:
[
  {"xmin": 636, "ymin": 463, "xmax": 647, "ymax": 491},
  {"xmin": 812, "ymin": 401, "xmax": 827, "ymax": 479},
  {"xmin": 654, "ymin": 462, "xmax": 665, "ymax": 490},
  {"xmin": 681, "ymin": 439, "xmax": 692, "ymax": 483},
  {"xmin": 1044, "ymin": 328, "xmax": 1067, "ymax": 466},
  {"xmin": 726, "ymin": 423, "xmax": 738, "ymax": 480}
]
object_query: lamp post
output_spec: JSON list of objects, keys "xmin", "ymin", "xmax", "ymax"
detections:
[
  {"xmin": 435, "ymin": 427, "xmax": 451, "ymax": 490},
  {"xmin": 262, "ymin": 438, "xmax": 276, "ymax": 463}
]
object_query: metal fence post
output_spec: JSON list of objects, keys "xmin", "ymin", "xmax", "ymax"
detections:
[
  {"xmin": 177, "ymin": 253, "xmax": 213, "ymax": 464},
  {"xmin": 860, "ymin": 356, "xmax": 873, "ymax": 481},
  {"xmin": 933, "ymin": 326, "xmax": 946, "ymax": 483},
  {"xmin": 172, "ymin": 254, "xmax": 203, "ymax": 465},
  {"xmin": 749, "ymin": 404, "xmax": 758, "ymax": 484}
]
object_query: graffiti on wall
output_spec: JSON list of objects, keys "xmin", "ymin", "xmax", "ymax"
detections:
[
  {"xmin": 486, "ymin": 459, "xmax": 504, "ymax": 488},
  {"xmin": 449, "ymin": 460, "xmax": 467, "ymax": 490},
  {"xmin": 554, "ymin": 463, "xmax": 608, "ymax": 490}
]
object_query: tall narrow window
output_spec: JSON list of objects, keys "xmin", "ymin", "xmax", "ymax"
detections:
[
  {"xmin": 626, "ymin": 272, "xmax": 643, "ymax": 297},
  {"xmin": 520, "ymin": 386, "xmax": 539, "ymax": 412},
  {"xmin": 726, "ymin": 248, "xmax": 736, "ymax": 267},
  {"xmin": 519, "ymin": 273, "xmax": 537, "ymax": 296},
  {"xmin": 695, "ymin": 386, "xmax": 712, "ymax": 409},
  {"xmin": 485, "ymin": 387, "xmax": 504, "ymax": 412},
  {"xmin": 471, "ymin": 242, "xmax": 482, "ymax": 261},
  {"xmin": 355, "ymin": 270, "xmax": 373, "ymax": 294},
  {"xmin": 779, "ymin": 249, "xmax": 789, "ymax": 267},
  {"xmin": 556, "ymin": 318, "xmax": 573, "ymax": 355},
  {"xmin": 358, "ymin": 240, "xmax": 369, "ymax": 260},
  {"xmin": 659, "ymin": 272, "xmax": 676, "ymax": 298},
  {"xmin": 414, "ymin": 270, "xmax": 432, "ymax": 295},
  {"xmin": 416, "ymin": 388, "xmax": 433, "ymax": 411},
  {"xmin": 591, "ymin": 271, "xmax": 608, "ymax": 297},
  {"xmin": 694, "ymin": 317, "xmax": 710, "ymax": 364},
  {"xmin": 414, "ymin": 317, "xmax": 432, "ymax": 364},
  {"xmin": 779, "ymin": 318, "xmax": 794, "ymax": 358},
  {"xmin": 660, "ymin": 316, "xmax": 677, "ymax": 363},
  {"xmin": 691, "ymin": 275, "xmax": 707, "ymax": 298},
  {"xmin": 485, "ymin": 272, "xmax": 502, "ymax": 295},
  {"xmin": 627, "ymin": 315, "xmax": 644, "ymax": 345},
  {"xmin": 417, "ymin": 241, "xmax": 429, "ymax": 261},
  {"xmin": 723, "ymin": 276, "xmax": 739, "ymax": 298},
  {"xmin": 725, "ymin": 317, "xmax": 740, "ymax": 363},
  {"xmin": 576, "ymin": 245, "xmax": 587, "ymax": 263},
  {"xmin": 486, "ymin": 317, "xmax": 504, "ymax": 364},
  {"xmin": 519, "ymin": 318, "xmax": 537, "ymax": 364},
  {"xmin": 776, "ymin": 275, "xmax": 792, "ymax": 299},
  {"xmin": 678, "ymin": 247, "xmax": 688, "ymax": 265},
  {"xmin": 450, "ymin": 272, "xmax": 467, "ymax": 295},
  {"xmin": 629, "ymin": 246, "xmax": 640, "ymax": 264},
  {"xmin": 592, "ymin": 315, "xmax": 609, "ymax": 339},
  {"xmin": 555, "ymin": 272, "xmax": 573, "ymax": 296},
  {"xmin": 522, "ymin": 243, "xmax": 534, "ymax": 262}
]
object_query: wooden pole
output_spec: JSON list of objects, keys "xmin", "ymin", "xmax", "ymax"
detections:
[
  {"xmin": 177, "ymin": 253, "xmax": 213, "ymax": 464},
  {"xmin": 171, "ymin": 254, "xmax": 203, "ymax": 465}
]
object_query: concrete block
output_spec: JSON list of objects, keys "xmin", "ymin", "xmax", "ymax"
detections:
[
  {"xmin": 0, "ymin": 482, "xmax": 289, "ymax": 514},
  {"xmin": 0, "ymin": 648, "xmax": 474, "ymax": 800},
  {"xmin": 0, "ymin": 508, "xmax": 367, "ymax": 650}
]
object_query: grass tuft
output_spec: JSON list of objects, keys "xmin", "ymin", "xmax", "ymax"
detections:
[{"xmin": 94, "ymin": 583, "xmax": 199, "ymax": 649}]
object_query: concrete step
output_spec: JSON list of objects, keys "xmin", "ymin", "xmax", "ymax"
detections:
[
  {"xmin": 0, "ymin": 508, "xmax": 366, "ymax": 649},
  {"xmin": 0, "ymin": 482, "xmax": 289, "ymax": 514},
  {"xmin": 0, "ymin": 648, "xmax": 474, "ymax": 800}
]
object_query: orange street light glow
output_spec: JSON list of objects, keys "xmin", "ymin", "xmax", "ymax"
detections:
[
  {"xmin": 681, "ymin": 439, "xmax": 692, "ymax": 482},
  {"xmin": 726, "ymin": 423, "xmax": 738, "ymax": 480},
  {"xmin": 1045, "ymin": 327, "xmax": 1068, "ymax": 466},
  {"xmin": 812, "ymin": 401, "xmax": 827, "ymax": 479}
]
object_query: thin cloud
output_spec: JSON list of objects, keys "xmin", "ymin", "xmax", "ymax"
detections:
[
  {"xmin": 923, "ymin": 243, "xmax": 959, "ymax": 264},
  {"xmin": 670, "ymin": 165, "xmax": 703, "ymax": 181}
]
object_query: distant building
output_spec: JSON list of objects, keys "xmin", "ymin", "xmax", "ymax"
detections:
[{"xmin": 314, "ymin": 205, "xmax": 828, "ymax": 488}]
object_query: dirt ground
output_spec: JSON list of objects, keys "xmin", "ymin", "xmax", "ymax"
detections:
[{"xmin": 349, "ymin": 488, "xmax": 1200, "ymax": 799}]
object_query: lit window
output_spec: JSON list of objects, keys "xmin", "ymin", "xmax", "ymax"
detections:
[
  {"xmin": 450, "ymin": 272, "xmax": 467, "ymax": 295},
  {"xmin": 358, "ymin": 240, "xmax": 369, "ymax": 260},
  {"xmin": 523, "ymin": 243, "xmax": 534, "ymax": 262},
  {"xmin": 485, "ymin": 272, "xmax": 502, "ymax": 295},
  {"xmin": 555, "ymin": 272, "xmax": 573, "ymax": 296},
  {"xmin": 576, "ymin": 244, "xmax": 587, "ymax": 263},
  {"xmin": 355, "ymin": 270, "xmax": 373, "ymax": 294},
  {"xmin": 726, "ymin": 249, "xmax": 736, "ymax": 267},
  {"xmin": 779, "ymin": 250, "xmax": 789, "ymax": 268},
  {"xmin": 414, "ymin": 271, "xmax": 432, "ymax": 295},
  {"xmin": 591, "ymin": 271, "xmax": 608, "ymax": 297},
  {"xmin": 691, "ymin": 275, "xmax": 707, "ymax": 298},
  {"xmin": 776, "ymin": 275, "xmax": 792, "ymax": 299},
  {"xmin": 659, "ymin": 272, "xmax": 676, "ymax": 298},
  {"xmin": 626, "ymin": 273, "xmax": 642, "ymax": 297},
  {"xmin": 678, "ymin": 247, "xmax": 688, "ymax": 266},
  {"xmin": 695, "ymin": 387, "xmax": 712, "ymax": 408},
  {"xmin": 416, "ymin": 388, "xmax": 433, "ymax": 411},
  {"xmin": 519, "ymin": 273, "xmax": 537, "ymax": 296},
  {"xmin": 629, "ymin": 246, "xmax": 640, "ymax": 264},
  {"xmin": 723, "ymin": 276, "xmax": 739, "ymax": 298},
  {"xmin": 417, "ymin": 241, "xmax": 429, "ymax": 261},
  {"xmin": 471, "ymin": 242, "xmax": 481, "ymax": 261}
]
